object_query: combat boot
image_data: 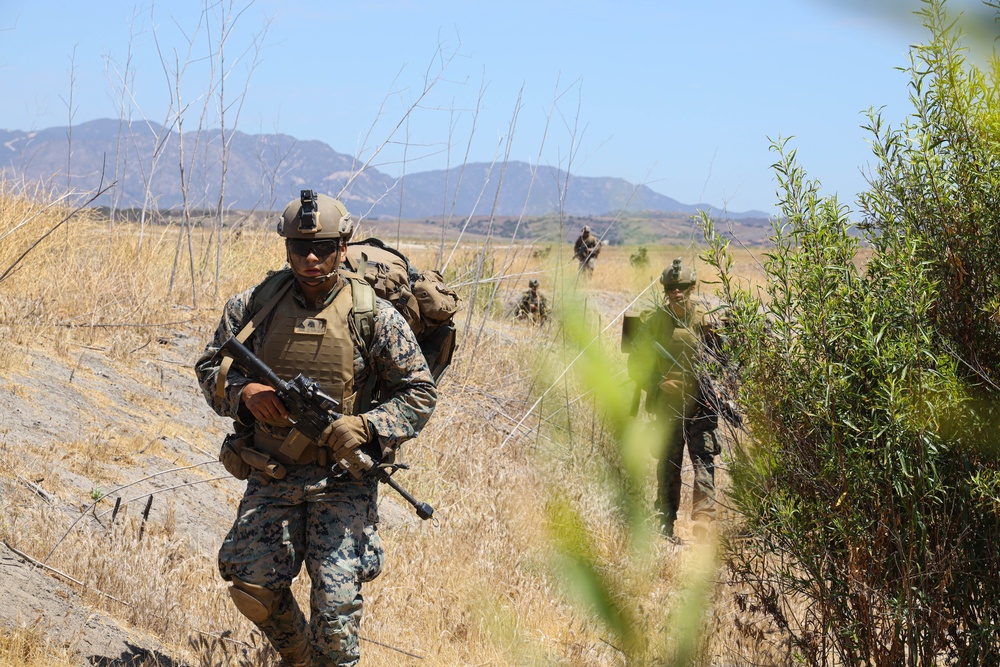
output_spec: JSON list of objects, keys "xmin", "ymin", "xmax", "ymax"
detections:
[
  {"xmin": 278, "ymin": 654, "xmax": 311, "ymax": 667},
  {"xmin": 658, "ymin": 515, "xmax": 675, "ymax": 539},
  {"xmin": 277, "ymin": 637, "xmax": 312, "ymax": 667}
]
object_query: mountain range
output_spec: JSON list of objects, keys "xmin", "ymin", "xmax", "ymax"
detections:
[{"xmin": 0, "ymin": 119, "xmax": 769, "ymax": 227}]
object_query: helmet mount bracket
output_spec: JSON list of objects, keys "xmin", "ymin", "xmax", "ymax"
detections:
[{"xmin": 298, "ymin": 189, "xmax": 322, "ymax": 235}]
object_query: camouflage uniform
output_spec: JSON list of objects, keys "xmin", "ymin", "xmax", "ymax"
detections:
[
  {"xmin": 515, "ymin": 285, "xmax": 549, "ymax": 323},
  {"xmin": 195, "ymin": 278, "xmax": 436, "ymax": 666},
  {"xmin": 573, "ymin": 229, "xmax": 601, "ymax": 275},
  {"xmin": 627, "ymin": 303, "xmax": 717, "ymax": 536}
]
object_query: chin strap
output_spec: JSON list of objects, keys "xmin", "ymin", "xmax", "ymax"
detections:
[{"xmin": 285, "ymin": 250, "xmax": 340, "ymax": 287}]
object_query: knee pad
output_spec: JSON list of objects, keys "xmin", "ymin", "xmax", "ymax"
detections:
[{"xmin": 227, "ymin": 578, "xmax": 277, "ymax": 624}]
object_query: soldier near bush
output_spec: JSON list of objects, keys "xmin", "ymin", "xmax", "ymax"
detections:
[
  {"xmin": 194, "ymin": 191, "xmax": 437, "ymax": 666},
  {"xmin": 573, "ymin": 225, "xmax": 601, "ymax": 275},
  {"xmin": 624, "ymin": 258, "xmax": 721, "ymax": 540},
  {"xmin": 515, "ymin": 278, "xmax": 549, "ymax": 323}
]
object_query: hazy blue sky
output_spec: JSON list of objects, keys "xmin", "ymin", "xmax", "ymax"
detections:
[{"xmin": 0, "ymin": 0, "xmax": 993, "ymax": 215}]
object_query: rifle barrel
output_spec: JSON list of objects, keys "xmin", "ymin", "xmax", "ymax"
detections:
[
  {"xmin": 378, "ymin": 469, "xmax": 434, "ymax": 520},
  {"xmin": 221, "ymin": 337, "xmax": 288, "ymax": 392}
]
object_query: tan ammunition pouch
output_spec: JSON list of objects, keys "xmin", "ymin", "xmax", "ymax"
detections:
[
  {"xmin": 219, "ymin": 429, "xmax": 287, "ymax": 480},
  {"xmin": 219, "ymin": 431, "xmax": 252, "ymax": 480},
  {"xmin": 412, "ymin": 270, "xmax": 461, "ymax": 326}
]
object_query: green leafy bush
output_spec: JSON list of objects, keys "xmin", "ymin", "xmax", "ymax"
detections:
[
  {"xmin": 630, "ymin": 246, "xmax": 650, "ymax": 267},
  {"xmin": 704, "ymin": 2, "xmax": 1000, "ymax": 664}
]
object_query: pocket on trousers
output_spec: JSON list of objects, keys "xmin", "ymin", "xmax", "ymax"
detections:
[{"xmin": 357, "ymin": 523, "xmax": 384, "ymax": 583}]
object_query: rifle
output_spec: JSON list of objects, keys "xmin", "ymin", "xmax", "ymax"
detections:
[
  {"xmin": 629, "ymin": 385, "xmax": 643, "ymax": 417},
  {"xmin": 220, "ymin": 337, "xmax": 434, "ymax": 520},
  {"xmin": 652, "ymin": 341, "xmax": 742, "ymax": 430},
  {"xmin": 577, "ymin": 245, "xmax": 601, "ymax": 263}
]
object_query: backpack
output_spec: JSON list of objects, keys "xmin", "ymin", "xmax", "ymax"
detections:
[
  {"xmin": 222, "ymin": 238, "xmax": 460, "ymax": 400},
  {"xmin": 343, "ymin": 237, "xmax": 461, "ymax": 383},
  {"xmin": 343, "ymin": 238, "xmax": 420, "ymax": 332}
]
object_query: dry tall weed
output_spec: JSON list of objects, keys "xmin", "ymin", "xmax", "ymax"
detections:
[
  {"xmin": 0, "ymin": 621, "xmax": 78, "ymax": 667},
  {"xmin": 0, "ymin": 186, "xmax": 777, "ymax": 665},
  {"xmin": 0, "ymin": 183, "xmax": 279, "ymax": 369}
]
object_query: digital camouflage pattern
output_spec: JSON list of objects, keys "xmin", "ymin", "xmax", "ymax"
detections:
[
  {"xmin": 195, "ymin": 275, "xmax": 436, "ymax": 666},
  {"xmin": 218, "ymin": 469, "xmax": 381, "ymax": 665}
]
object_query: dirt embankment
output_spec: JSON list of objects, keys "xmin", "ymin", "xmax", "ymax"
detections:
[
  {"xmin": 0, "ymin": 326, "xmax": 235, "ymax": 666},
  {"xmin": 1, "ymin": 322, "xmax": 424, "ymax": 666}
]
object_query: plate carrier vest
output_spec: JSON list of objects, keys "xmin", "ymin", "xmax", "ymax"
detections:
[{"xmin": 215, "ymin": 271, "xmax": 378, "ymax": 466}]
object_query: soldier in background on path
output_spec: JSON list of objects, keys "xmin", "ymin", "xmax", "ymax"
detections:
[
  {"xmin": 624, "ymin": 258, "xmax": 720, "ymax": 542},
  {"xmin": 515, "ymin": 279, "xmax": 549, "ymax": 324},
  {"xmin": 195, "ymin": 190, "xmax": 437, "ymax": 666},
  {"xmin": 573, "ymin": 225, "xmax": 601, "ymax": 276}
]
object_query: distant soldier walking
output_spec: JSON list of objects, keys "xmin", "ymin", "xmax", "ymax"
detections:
[
  {"xmin": 515, "ymin": 279, "xmax": 549, "ymax": 323},
  {"xmin": 573, "ymin": 225, "xmax": 601, "ymax": 276},
  {"xmin": 625, "ymin": 258, "xmax": 719, "ymax": 540},
  {"xmin": 195, "ymin": 190, "xmax": 437, "ymax": 666}
]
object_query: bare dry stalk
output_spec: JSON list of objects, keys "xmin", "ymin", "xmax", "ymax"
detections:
[
  {"xmin": 4, "ymin": 540, "xmax": 129, "ymax": 606},
  {"xmin": 338, "ymin": 39, "xmax": 459, "ymax": 202},
  {"xmin": 0, "ymin": 181, "xmax": 770, "ymax": 664},
  {"xmin": 438, "ymin": 68, "xmax": 488, "ymax": 268}
]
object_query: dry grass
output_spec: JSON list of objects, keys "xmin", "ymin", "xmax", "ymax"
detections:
[
  {"xmin": 59, "ymin": 425, "xmax": 141, "ymax": 475},
  {"xmin": 0, "ymin": 181, "xmax": 280, "ymax": 370},
  {"xmin": 0, "ymin": 621, "xmax": 79, "ymax": 667},
  {"xmin": 437, "ymin": 238, "xmax": 759, "ymax": 310},
  {"xmin": 0, "ymin": 183, "xmax": 780, "ymax": 666}
]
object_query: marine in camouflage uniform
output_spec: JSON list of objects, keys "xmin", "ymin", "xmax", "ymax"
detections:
[
  {"xmin": 573, "ymin": 225, "xmax": 601, "ymax": 276},
  {"xmin": 627, "ymin": 258, "xmax": 718, "ymax": 539},
  {"xmin": 195, "ymin": 191, "xmax": 437, "ymax": 666},
  {"xmin": 515, "ymin": 279, "xmax": 549, "ymax": 323}
]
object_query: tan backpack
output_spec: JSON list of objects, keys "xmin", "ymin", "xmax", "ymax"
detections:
[
  {"xmin": 344, "ymin": 238, "xmax": 461, "ymax": 382},
  {"xmin": 413, "ymin": 270, "xmax": 461, "ymax": 326}
]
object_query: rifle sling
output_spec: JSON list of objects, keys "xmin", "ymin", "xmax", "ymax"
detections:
[{"xmin": 215, "ymin": 281, "xmax": 294, "ymax": 402}]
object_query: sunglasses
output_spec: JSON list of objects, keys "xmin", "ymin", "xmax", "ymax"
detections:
[{"xmin": 286, "ymin": 239, "xmax": 341, "ymax": 258}]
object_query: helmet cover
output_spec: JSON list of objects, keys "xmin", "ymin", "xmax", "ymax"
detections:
[
  {"xmin": 277, "ymin": 190, "xmax": 354, "ymax": 240},
  {"xmin": 660, "ymin": 258, "xmax": 696, "ymax": 290}
]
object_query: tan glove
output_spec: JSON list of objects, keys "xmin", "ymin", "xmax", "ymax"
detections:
[
  {"xmin": 321, "ymin": 415, "xmax": 371, "ymax": 459},
  {"xmin": 659, "ymin": 372, "xmax": 686, "ymax": 396}
]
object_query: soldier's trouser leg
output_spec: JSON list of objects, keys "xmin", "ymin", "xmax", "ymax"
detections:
[
  {"xmin": 218, "ymin": 472, "xmax": 311, "ymax": 665},
  {"xmin": 228, "ymin": 581, "xmax": 312, "ymax": 666},
  {"xmin": 305, "ymin": 476, "xmax": 384, "ymax": 667},
  {"xmin": 655, "ymin": 421, "xmax": 685, "ymax": 536},
  {"xmin": 685, "ymin": 428, "xmax": 716, "ymax": 522}
]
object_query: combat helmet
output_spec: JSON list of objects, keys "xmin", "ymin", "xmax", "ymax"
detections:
[
  {"xmin": 278, "ymin": 189, "xmax": 354, "ymax": 240},
  {"xmin": 581, "ymin": 225, "xmax": 591, "ymax": 234},
  {"xmin": 528, "ymin": 279, "xmax": 539, "ymax": 289},
  {"xmin": 660, "ymin": 258, "xmax": 696, "ymax": 291}
]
